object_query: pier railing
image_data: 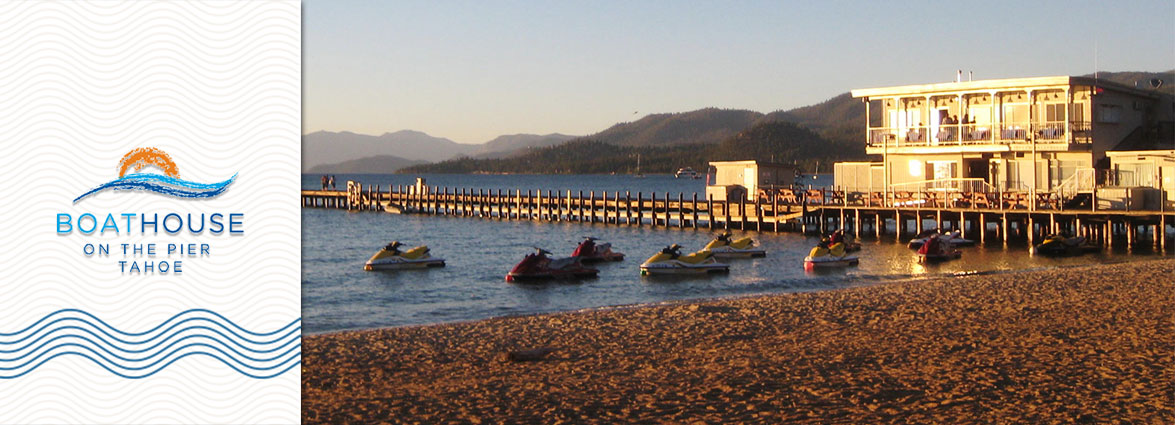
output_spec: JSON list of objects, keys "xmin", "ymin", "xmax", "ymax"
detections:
[
  {"xmin": 304, "ymin": 181, "xmax": 814, "ymax": 232},
  {"xmin": 306, "ymin": 178, "xmax": 1170, "ymax": 221}
]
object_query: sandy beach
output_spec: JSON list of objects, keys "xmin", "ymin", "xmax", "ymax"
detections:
[{"xmin": 303, "ymin": 259, "xmax": 1174, "ymax": 424}]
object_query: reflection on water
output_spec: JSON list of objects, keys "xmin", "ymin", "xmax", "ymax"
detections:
[{"xmin": 303, "ymin": 204, "xmax": 1167, "ymax": 333}]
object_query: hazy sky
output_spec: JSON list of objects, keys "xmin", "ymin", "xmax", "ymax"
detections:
[{"xmin": 304, "ymin": 0, "xmax": 1175, "ymax": 143}]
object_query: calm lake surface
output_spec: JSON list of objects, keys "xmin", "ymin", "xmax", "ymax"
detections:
[{"xmin": 302, "ymin": 173, "xmax": 1168, "ymax": 333}]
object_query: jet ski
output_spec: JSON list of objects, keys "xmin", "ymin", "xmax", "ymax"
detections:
[
  {"xmin": 571, "ymin": 237, "xmax": 625, "ymax": 263},
  {"xmin": 1032, "ymin": 234, "xmax": 1100, "ymax": 256},
  {"xmin": 364, "ymin": 241, "xmax": 445, "ymax": 270},
  {"xmin": 827, "ymin": 229, "xmax": 862, "ymax": 253},
  {"xmin": 803, "ymin": 239, "xmax": 859, "ymax": 271},
  {"xmin": 703, "ymin": 231, "xmax": 767, "ymax": 258},
  {"xmin": 640, "ymin": 244, "xmax": 729, "ymax": 275},
  {"xmin": 908, "ymin": 229, "xmax": 974, "ymax": 249},
  {"xmin": 916, "ymin": 234, "xmax": 962, "ymax": 262},
  {"xmin": 506, "ymin": 247, "xmax": 599, "ymax": 282}
]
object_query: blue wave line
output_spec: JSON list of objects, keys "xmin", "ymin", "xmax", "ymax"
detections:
[
  {"xmin": 0, "ymin": 309, "xmax": 300, "ymax": 379},
  {"xmin": 0, "ymin": 326, "xmax": 301, "ymax": 360},
  {"xmin": 0, "ymin": 342, "xmax": 302, "ymax": 372},
  {"xmin": 0, "ymin": 316, "xmax": 301, "ymax": 346},
  {"xmin": 72, "ymin": 172, "xmax": 237, "ymax": 203},
  {"xmin": 1, "ymin": 351, "xmax": 302, "ymax": 379},
  {"xmin": 0, "ymin": 309, "xmax": 295, "ymax": 338}
]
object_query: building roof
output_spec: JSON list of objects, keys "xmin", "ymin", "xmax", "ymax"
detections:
[
  {"xmin": 708, "ymin": 160, "xmax": 794, "ymax": 168},
  {"xmin": 1105, "ymin": 149, "xmax": 1175, "ymax": 158},
  {"xmin": 851, "ymin": 75, "xmax": 1160, "ymax": 99}
]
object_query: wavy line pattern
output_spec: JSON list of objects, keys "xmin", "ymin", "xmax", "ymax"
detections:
[
  {"xmin": 0, "ymin": 1, "xmax": 301, "ymax": 423},
  {"xmin": 0, "ymin": 309, "xmax": 300, "ymax": 379},
  {"xmin": 72, "ymin": 172, "xmax": 238, "ymax": 203}
]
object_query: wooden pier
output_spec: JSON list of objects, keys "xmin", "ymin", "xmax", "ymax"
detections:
[
  {"xmin": 302, "ymin": 182, "xmax": 805, "ymax": 232},
  {"xmin": 302, "ymin": 181, "xmax": 1174, "ymax": 252}
]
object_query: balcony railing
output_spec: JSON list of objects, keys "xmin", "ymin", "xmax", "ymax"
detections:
[
  {"xmin": 960, "ymin": 124, "xmax": 991, "ymax": 143},
  {"xmin": 889, "ymin": 177, "xmax": 996, "ymax": 194},
  {"xmin": 867, "ymin": 121, "xmax": 1092, "ymax": 148}
]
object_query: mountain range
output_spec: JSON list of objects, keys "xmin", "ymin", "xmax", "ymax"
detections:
[
  {"xmin": 399, "ymin": 120, "xmax": 861, "ymax": 175},
  {"xmin": 302, "ymin": 131, "xmax": 574, "ymax": 172},
  {"xmin": 307, "ymin": 70, "xmax": 1173, "ymax": 174}
]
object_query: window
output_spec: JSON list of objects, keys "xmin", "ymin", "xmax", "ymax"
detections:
[
  {"xmin": 931, "ymin": 161, "xmax": 956, "ymax": 180},
  {"xmin": 1070, "ymin": 104, "xmax": 1085, "ymax": 123},
  {"xmin": 1002, "ymin": 104, "xmax": 1028, "ymax": 124},
  {"xmin": 1132, "ymin": 163, "xmax": 1154, "ymax": 187},
  {"xmin": 1051, "ymin": 160, "xmax": 1081, "ymax": 187},
  {"xmin": 1097, "ymin": 104, "xmax": 1121, "ymax": 123},
  {"xmin": 1044, "ymin": 103, "xmax": 1066, "ymax": 122}
]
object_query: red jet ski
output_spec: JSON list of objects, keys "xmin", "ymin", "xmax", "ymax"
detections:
[
  {"xmin": 916, "ymin": 234, "xmax": 962, "ymax": 262},
  {"xmin": 571, "ymin": 237, "xmax": 625, "ymax": 263},
  {"xmin": 506, "ymin": 247, "xmax": 599, "ymax": 282}
]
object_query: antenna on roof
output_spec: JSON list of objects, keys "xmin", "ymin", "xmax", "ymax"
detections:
[
  {"xmin": 956, "ymin": 70, "xmax": 962, "ymax": 83},
  {"xmin": 969, "ymin": 71, "xmax": 973, "ymax": 82}
]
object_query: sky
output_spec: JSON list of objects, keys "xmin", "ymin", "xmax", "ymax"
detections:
[{"xmin": 304, "ymin": 0, "xmax": 1175, "ymax": 143}]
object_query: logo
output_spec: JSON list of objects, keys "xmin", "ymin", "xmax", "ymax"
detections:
[{"xmin": 73, "ymin": 147, "xmax": 236, "ymax": 203}]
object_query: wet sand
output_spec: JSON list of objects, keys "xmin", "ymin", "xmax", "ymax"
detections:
[{"xmin": 303, "ymin": 260, "xmax": 1174, "ymax": 424}]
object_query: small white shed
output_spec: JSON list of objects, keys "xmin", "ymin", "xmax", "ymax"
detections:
[{"xmin": 705, "ymin": 160, "xmax": 796, "ymax": 201}]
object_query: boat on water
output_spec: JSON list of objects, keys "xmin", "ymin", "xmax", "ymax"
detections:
[
  {"xmin": 640, "ymin": 244, "xmax": 729, "ymax": 275},
  {"xmin": 506, "ymin": 248, "xmax": 598, "ymax": 282},
  {"xmin": 381, "ymin": 201, "xmax": 415, "ymax": 214},
  {"xmin": 907, "ymin": 229, "xmax": 974, "ymax": 249},
  {"xmin": 674, "ymin": 167, "xmax": 698, "ymax": 179},
  {"xmin": 364, "ymin": 241, "xmax": 445, "ymax": 270},
  {"xmin": 703, "ymin": 231, "xmax": 766, "ymax": 258},
  {"xmin": 1031, "ymin": 234, "xmax": 1100, "ymax": 256},
  {"xmin": 803, "ymin": 240, "xmax": 858, "ymax": 271},
  {"xmin": 916, "ymin": 234, "xmax": 962, "ymax": 262},
  {"xmin": 571, "ymin": 237, "xmax": 625, "ymax": 263}
]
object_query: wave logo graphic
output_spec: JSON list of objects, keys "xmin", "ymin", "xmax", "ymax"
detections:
[
  {"xmin": 0, "ymin": 309, "xmax": 300, "ymax": 379},
  {"xmin": 73, "ymin": 147, "xmax": 236, "ymax": 203}
]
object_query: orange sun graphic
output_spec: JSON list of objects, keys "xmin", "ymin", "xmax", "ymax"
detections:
[{"xmin": 117, "ymin": 147, "xmax": 180, "ymax": 178}]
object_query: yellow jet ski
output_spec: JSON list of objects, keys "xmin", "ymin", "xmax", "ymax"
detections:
[
  {"xmin": 640, "ymin": 244, "xmax": 729, "ymax": 275},
  {"xmin": 703, "ymin": 231, "xmax": 766, "ymax": 258},
  {"xmin": 803, "ymin": 239, "xmax": 859, "ymax": 271},
  {"xmin": 364, "ymin": 241, "xmax": 445, "ymax": 270}
]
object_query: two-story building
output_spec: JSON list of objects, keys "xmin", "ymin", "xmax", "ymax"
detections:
[{"xmin": 835, "ymin": 75, "xmax": 1173, "ymax": 205}]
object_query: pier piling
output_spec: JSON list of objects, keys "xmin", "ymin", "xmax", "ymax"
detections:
[{"xmin": 303, "ymin": 183, "xmax": 1174, "ymax": 254}]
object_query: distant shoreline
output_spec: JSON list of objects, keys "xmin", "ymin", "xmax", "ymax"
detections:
[{"xmin": 302, "ymin": 259, "xmax": 1174, "ymax": 423}]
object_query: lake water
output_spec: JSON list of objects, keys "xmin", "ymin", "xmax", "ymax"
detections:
[{"xmin": 302, "ymin": 173, "xmax": 1168, "ymax": 334}]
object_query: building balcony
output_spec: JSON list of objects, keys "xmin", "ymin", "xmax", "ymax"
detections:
[{"xmin": 866, "ymin": 121, "xmax": 1092, "ymax": 153}]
